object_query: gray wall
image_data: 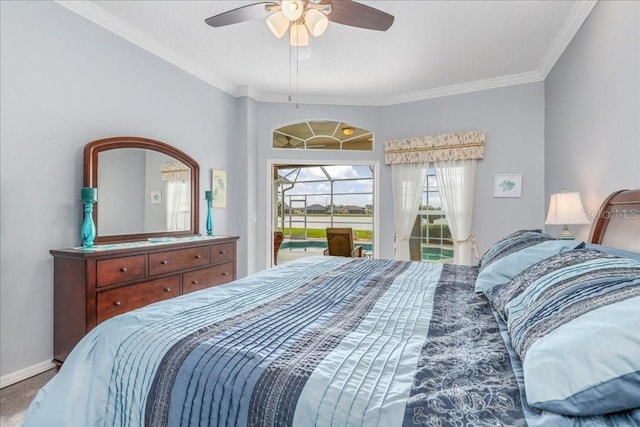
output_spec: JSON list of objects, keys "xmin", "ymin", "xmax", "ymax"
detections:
[
  {"xmin": 248, "ymin": 82, "xmax": 545, "ymax": 270},
  {"xmin": 0, "ymin": 1, "xmax": 239, "ymax": 378},
  {"xmin": 545, "ymin": 1, "xmax": 640, "ymax": 241}
]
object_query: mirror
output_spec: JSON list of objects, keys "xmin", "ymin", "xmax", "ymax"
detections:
[{"xmin": 85, "ymin": 136, "xmax": 200, "ymax": 243}]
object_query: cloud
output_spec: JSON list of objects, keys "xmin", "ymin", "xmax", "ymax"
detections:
[{"xmin": 277, "ymin": 165, "xmax": 373, "ymax": 207}]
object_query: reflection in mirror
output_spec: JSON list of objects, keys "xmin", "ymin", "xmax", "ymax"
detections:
[
  {"xmin": 272, "ymin": 120, "xmax": 373, "ymax": 150},
  {"xmin": 98, "ymin": 149, "xmax": 191, "ymax": 236},
  {"xmin": 85, "ymin": 136, "xmax": 199, "ymax": 244}
]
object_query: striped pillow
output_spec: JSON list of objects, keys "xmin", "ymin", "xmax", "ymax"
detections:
[
  {"xmin": 474, "ymin": 239, "xmax": 583, "ymax": 294},
  {"xmin": 478, "ymin": 229, "xmax": 555, "ymax": 272},
  {"xmin": 499, "ymin": 249, "xmax": 640, "ymax": 415}
]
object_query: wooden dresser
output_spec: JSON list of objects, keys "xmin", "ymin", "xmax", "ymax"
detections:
[{"xmin": 50, "ymin": 235, "xmax": 239, "ymax": 366}]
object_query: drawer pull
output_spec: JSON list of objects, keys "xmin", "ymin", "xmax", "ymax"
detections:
[
  {"xmin": 114, "ymin": 301, "xmax": 122, "ymax": 307},
  {"xmin": 161, "ymin": 260, "xmax": 168, "ymax": 265},
  {"xmin": 192, "ymin": 280, "xmax": 199, "ymax": 285},
  {"xmin": 164, "ymin": 288, "xmax": 171, "ymax": 293},
  {"xmin": 195, "ymin": 254, "xmax": 202, "ymax": 259},
  {"xmin": 222, "ymin": 272, "xmax": 229, "ymax": 276},
  {"xmin": 120, "ymin": 267, "xmax": 127, "ymax": 273},
  {"xmin": 219, "ymin": 250, "xmax": 226, "ymax": 255}
]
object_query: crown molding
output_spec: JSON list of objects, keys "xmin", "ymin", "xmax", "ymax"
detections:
[
  {"xmin": 56, "ymin": 0, "xmax": 594, "ymax": 107},
  {"xmin": 538, "ymin": 0, "xmax": 597, "ymax": 78},
  {"xmin": 55, "ymin": 0, "xmax": 239, "ymax": 96},
  {"xmin": 247, "ymin": 70, "xmax": 544, "ymax": 106},
  {"xmin": 381, "ymin": 71, "xmax": 544, "ymax": 106}
]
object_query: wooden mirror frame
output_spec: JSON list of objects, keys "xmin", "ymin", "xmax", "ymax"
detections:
[{"xmin": 85, "ymin": 136, "xmax": 200, "ymax": 244}]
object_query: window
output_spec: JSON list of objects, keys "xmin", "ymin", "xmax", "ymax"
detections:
[
  {"xmin": 411, "ymin": 166, "xmax": 453, "ymax": 262},
  {"xmin": 273, "ymin": 164, "xmax": 375, "ymax": 265},
  {"xmin": 175, "ymin": 181, "xmax": 191, "ymax": 230},
  {"xmin": 272, "ymin": 120, "xmax": 373, "ymax": 151}
]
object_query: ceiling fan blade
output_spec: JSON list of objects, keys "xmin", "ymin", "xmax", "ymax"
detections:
[
  {"xmin": 321, "ymin": 0, "xmax": 394, "ymax": 31},
  {"xmin": 205, "ymin": 2, "xmax": 276, "ymax": 27}
]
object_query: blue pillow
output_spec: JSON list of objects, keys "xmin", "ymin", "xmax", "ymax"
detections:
[
  {"xmin": 585, "ymin": 243, "xmax": 640, "ymax": 262},
  {"xmin": 474, "ymin": 239, "xmax": 583, "ymax": 294},
  {"xmin": 478, "ymin": 229, "xmax": 555, "ymax": 272},
  {"xmin": 500, "ymin": 249, "xmax": 640, "ymax": 415}
]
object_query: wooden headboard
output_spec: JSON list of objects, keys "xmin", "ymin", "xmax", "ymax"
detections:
[{"xmin": 589, "ymin": 189, "xmax": 640, "ymax": 252}]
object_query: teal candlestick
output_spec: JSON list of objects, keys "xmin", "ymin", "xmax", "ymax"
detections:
[
  {"xmin": 206, "ymin": 198, "xmax": 213, "ymax": 236},
  {"xmin": 80, "ymin": 187, "xmax": 97, "ymax": 247},
  {"xmin": 81, "ymin": 187, "xmax": 97, "ymax": 202},
  {"xmin": 81, "ymin": 200, "xmax": 96, "ymax": 247},
  {"xmin": 205, "ymin": 191, "xmax": 214, "ymax": 235}
]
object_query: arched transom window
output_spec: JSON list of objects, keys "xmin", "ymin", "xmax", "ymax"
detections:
[{"xmin": 272, "ymin": 120, "xmax": 373, "ymax": 151}]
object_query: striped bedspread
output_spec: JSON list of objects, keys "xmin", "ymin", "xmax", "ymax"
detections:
[{"xmin": 24, "ymin": 256, "xmax": 640, "ymax": 426}]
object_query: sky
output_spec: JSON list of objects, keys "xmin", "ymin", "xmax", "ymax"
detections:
[
  {"xmin": 277, "ymin": 165, "xmax": 373, "ymax": 207},
  {"xmin": 276, "ymin": 165, "xmax": 443, "ymax": 210}
]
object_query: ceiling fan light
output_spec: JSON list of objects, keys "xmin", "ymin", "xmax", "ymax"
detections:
[
  {"xmin": 290, "ymin": 23, "xmax": 309, "ymax": 47},
  {"xmin": 266, "ymin": 11, "xmax": 289, "ymax": 38},
  {"xmin": 304, "ymin": 9, "xmax": 328, "ymax": 37},
  {"xmin": 281, "ymin": 0, "xmax": 304, "ymax": 22}
]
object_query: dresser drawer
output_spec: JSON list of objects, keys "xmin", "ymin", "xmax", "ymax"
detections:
[
  {"xmin": 183, "ymin": 263, "xmax": 234, "ymax": 294},
  {"xmin": 96, "ymin": 276, "xmax": 179, "ymax": 323},
  {"xmin": 148, "ymin": 246, "xmax": 209, "ymax": 276},
  {"xmin": 210, "ymin": 243, "xmax": 235, "ymax": 264},
  {"xmin": 96, "ymin": 255, "xmax": 146, "ymax": 287}
]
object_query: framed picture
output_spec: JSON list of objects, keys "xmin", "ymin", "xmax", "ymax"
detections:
[
  {"xmin": 211, "ymin": 169, "xmax": 227, "ymax": 208},
  {"xmin": 493, "ymin": 174, "xmax": 522, "ymax": 198},
  {"xmin": 150, "ymin": 190, "xmax": 162, "ymax": 204}
]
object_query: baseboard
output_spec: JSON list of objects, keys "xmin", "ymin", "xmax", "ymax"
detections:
[{"xmin": 0, "ymin": 360, "xmax": 55, "ymax": 389}]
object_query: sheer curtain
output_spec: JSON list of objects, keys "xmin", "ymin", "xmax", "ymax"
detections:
[
  {"xmin": 392, "ymin": 163, "xmax": 427, "ymax": 260},
  {"xmin": 164, "ymin": 180, "xmax": 185, "ymax": 230},
  {"xmin": 434, "ymin": 159, "xmax": 478, "ymax": 265}
]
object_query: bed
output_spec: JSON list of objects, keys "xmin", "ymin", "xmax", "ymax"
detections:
[{"xmin": 25, "ymin": 190, "xmax": 640, "ymax": 426}]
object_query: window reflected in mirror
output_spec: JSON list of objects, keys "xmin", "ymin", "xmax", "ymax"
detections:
[
  {"xmin": 98, "ymin": 149, "xmax": 191, "ymax": 236},
  {"xmin": 272, "ymin": 120, "xmax": 373, "ymax": 151}
]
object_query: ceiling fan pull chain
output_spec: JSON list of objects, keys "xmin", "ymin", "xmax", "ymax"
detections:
[
  {"xmin": 287, "ymin": 31, "xmax": 299, "ymax": 109},
  {"xmin": 295, "ymin": 44, "xmax": 300, "ymax": 110},
  {"xmin": 288, "ymin": 42, "xmax": 293, "ymax": 103}
]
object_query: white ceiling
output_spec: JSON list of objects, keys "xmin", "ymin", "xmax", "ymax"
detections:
[{"xmin": 58, "ymin": 0, "xmax": 596, "ymax": 106}]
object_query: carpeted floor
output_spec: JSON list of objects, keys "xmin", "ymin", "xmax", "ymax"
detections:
[{"xmin": 0, "ymin": 369, "xmax": 56, "ymax": 427}]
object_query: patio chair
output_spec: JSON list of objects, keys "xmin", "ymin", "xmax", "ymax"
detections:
[
  {"xmin": 273, "ymin": 231, "xmax": 284, "ymax": 265},
  {"xmin": 324, "ymin": 228, "xmax": 363, "ymax": 257}
]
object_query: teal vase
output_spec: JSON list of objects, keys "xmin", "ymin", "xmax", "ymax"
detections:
[
  {"xmin": 81, "ymin": 201, "xmax": 96, "ymax": 247},
  {"xmin": 80, "ymin": 187, "xmax": 97, "ymax": 247},
  {"xmin": 206, "ymin": 199, "xmax": 213, "ymax": 236}
]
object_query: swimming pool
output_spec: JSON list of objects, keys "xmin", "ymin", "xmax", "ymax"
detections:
[
  {"xmin": 281, "ymin": 240, "xmax": 372, "ymax": 251},
  {"xmin": 280, "ymin": 240, "xmax": 453, "ymax": 261}
]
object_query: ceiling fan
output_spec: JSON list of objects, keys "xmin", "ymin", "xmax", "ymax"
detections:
[
  {"xmin": 205, "ymin": 0, "xmax": 394, "ymax": 47},
  {"xmin": 275, "ymin": 135, "xmax": 305, "ymax": 148}
]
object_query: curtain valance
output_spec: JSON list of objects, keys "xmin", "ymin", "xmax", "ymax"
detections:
[
  {"xmin": 161, "ymin": 161, "xmax": 190, "ymax": 181},
  {"xmin": 384, "ymin": 131, "xmax": 485, "ymax": 165}
]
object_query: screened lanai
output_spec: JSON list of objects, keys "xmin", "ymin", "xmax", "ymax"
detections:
[{"xmin": 272, "ymin": 164, "xmax": 374, "ymax": 265}]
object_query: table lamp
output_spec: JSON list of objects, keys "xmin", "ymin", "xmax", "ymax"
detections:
[{"xmin": 545, "ymin": 191, "xmax": 591, "ymax": 239}]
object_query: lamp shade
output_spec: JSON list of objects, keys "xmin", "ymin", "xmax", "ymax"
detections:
[
  {"xmin": 290, "ymin": 23, "xmax": 309, "ymax": 46},
  {"xmin": 304, "ymin": 9, "xmax": 329, "ymax": 37},
  {"xmin": 545, "ymin": 192, "xmax": 591, "ymax": 225},
  {"xmin": 267, "ymin": 11, "xmax": 290, "ymax": 38}
]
